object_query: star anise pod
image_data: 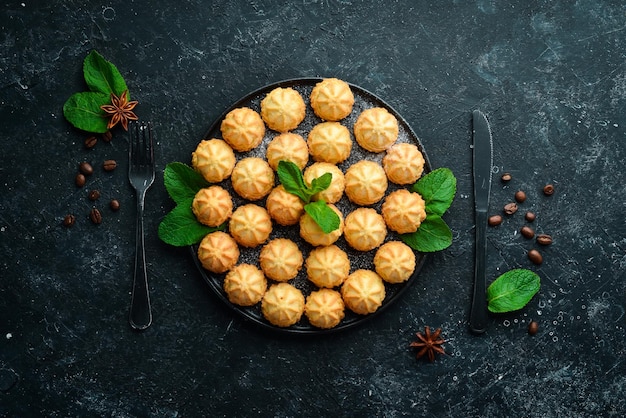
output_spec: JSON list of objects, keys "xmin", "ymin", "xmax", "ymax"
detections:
[
  {"xmin": 410, "ymin": 326, "xmax": 446, "ymax": 362},
  {"xmin": 100, "ymin": 90, "xmax": 138, "ymax": 131}
]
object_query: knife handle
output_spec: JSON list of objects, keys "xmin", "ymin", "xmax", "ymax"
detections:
[{"xmin": 469, "ymin": 210, "xmax": 489, "ymax": 334}]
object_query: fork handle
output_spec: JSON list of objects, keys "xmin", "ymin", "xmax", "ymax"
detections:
[{"xmin": 130, "ymin": 192, "xmax": 152, "ymax": 330}]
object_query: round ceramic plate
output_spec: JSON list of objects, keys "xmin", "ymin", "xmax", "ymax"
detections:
[{"xmin": 190, "ymin": 78, "xmax": 431, "ymax": 334}]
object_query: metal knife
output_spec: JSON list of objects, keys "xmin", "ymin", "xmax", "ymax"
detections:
[{"xmin": 469, "ymin": 110, "xmax": 493, "ymax": 334}]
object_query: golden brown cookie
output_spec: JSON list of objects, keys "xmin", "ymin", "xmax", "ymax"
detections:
[
  {"xmin": 343, "ymin": 208, "xmax": 387, "ymax": 252},
  {"xmin": 192, "ymin": 185, "xmax": 233, "ymax": 227},
  {"xmin": 305, "ymin": 244, "xmax": 350, "ymax": 288},
  {"xmin": 265, "ymin": 185, "xmax": 305, "ymax": 226},
  {"xmin": 231, "ymin": 157, "xmax": 275, "ymax": 201},
  {"xmin": 223, "ymin": 264, "xmax": 267, "ymax": 306},
  {"xmin": 354, "ymin": 107, "xmax": 399, "ymax": 152},
  {"xmin": 191, "ymin": 138, "xmax": 236, "ymax": 183},
  {"xmin": 381, "ymin": 189, "xmax": 427, "ymax": 234},
  {"xmin": 220, "ymin": 107, "xmax": 265, "ymax": 152},
  {"xmin": 261, "ymin": 283, "xmax": 305, "ymax": 327},
  {"xmin": 299, "ymin": 204, "xmax": 344, "ymax": 247},
  {"xmin": 341, "ymin": 269, "xmax": 386, "ymax": 315},
  {"xmin": 307, "ymin": 122, "xmax": 352, "ymax": 164},
  {"xmin": 261, "ymin": 87, "xmax": 306, "ymax": 133},
  {"xmin": 374, "ymin": 241, "xmax": 416, "ymax": 284},
  {"xmin": 382, "ymin": 143, "xmax": 425, "ymax": 185},
  {"xmin": 344, "ymin": 160, "xmax": 388, "ymax": 205},
  {"xmin": 229, "ymin": 204, "xmax": 273, "ymax": 248},
  {"xmin": 196, "ymin": 231, "xmax": 240, "ymax": 274},
  {"xmin": 259, "ymin": 238, "xmax": 304, "ymax": 282},
  {"xmin": 305, "ymin": 288, "xmax": 345, "ymax": 329},
  {"xmin": 266, "ymin": 132, "xmax": 309, "ymax": 171},
  {"xmin": 303, "ymin": 162, "xmax": 345, "ymax": 204},
  {"xmin": 310, "ymin": 78, "xmax": 354, "ymax": 121}
]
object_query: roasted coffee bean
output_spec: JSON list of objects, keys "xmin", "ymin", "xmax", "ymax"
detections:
[
  {"xmin": 543, "ymin": 184, "xmax": 555, "ymax": 196},
  {"xmin": 525, "ymin": 211, "xmax": 536, "ymax": 222},
  {"xmin": 503, "ymin": 202, "xmax": 518, "ymax": 215},
  {"xmin": 514, "ymin": 190, "xmax": 527, "ymax": 203},
  {"xmin": 109, "ymin": 199, "xmax": 120, "ymax": 211},
  {"xmin": 488, "ymin": 215, "xmax": 503, "ymax": 226},
  {"xmin": 536, "ymin": 234, "xmax": 553, "ymax": 246},
  {"xmin": 528, "ymin": 249, "xmax": 543, "ymax": 265},
  {"xmin": 501, "ymin": 173, "xmax": 512, "ymax": 182},
  {"xmin": 89, "ymin": 208, "xmax": 102, "ymax": 224},
  {"xmin": 75, "ymin": 173, "xmax": 86, "ymax": 187},
  {"xmin": 521, "ymin": 226, "xmax": 535, "ymax": 239},
  {"xmin": 84, "ymin": 136, "xmax": 98, "ymax": 149},
  {"xmin": 88, "ymin": 189, "xmax": 100, "ymax": 201},
  {"xmin": 102, "ymin": 131, "xmax": 112, "ymax": 143},
  {"xmin": 103, "ymin": 159, "xmax": 117, "ymax": 172},
  {"xmin": 79, "ymin": 162, "xmax": 94, "ymax": 176},
  {"xmin": 63, "ymin": 214, "xmax": 76, "ymax": 227},
  {"xmin": 528, "ymin": 321, "xmax": 539, "ymax": 335}
]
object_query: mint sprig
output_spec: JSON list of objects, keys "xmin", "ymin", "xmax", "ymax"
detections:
[
  {"xmin": 158, "ymin": 163, "xmax": 225, "ymax": 247},
  {"xmin": 400, "ymin": 167, "xmax": 457, "ymax": 253},
  {"xmin": 487, "ymin": 269, "xmax": 541, "ymax": 313}
]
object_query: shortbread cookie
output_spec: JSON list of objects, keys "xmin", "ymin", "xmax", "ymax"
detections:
[
  {"xmin": 223, "ymin": 264, "xmax": 267, "ymax": 306},
  {"xmin": 261, "ymin": 283, "xmax": 305, "ymax": 327},
  {"xmin": 261, "ymin": 87, "xmax": 306, "ymax": 133},
  {"xmin": 220, "ymin": 107, "xmax": 265, "ymax": 152},
  {"xmin": 229, "ymin": 204, "xmax": 272, "ymax": 248},
  {"xmin": 303, "ymin": 162, "xmax": 345, "ymax": 204},
  {"xmin": 307, "ymin": 122, "xmax": 352, "ymax": 164},
  {"xmin": 310, "ymin": 78, "xmax": 354, "ymax": 121},
  {"xmin": 374, "ymin": 241, "xmax": 416, "ymax": 284},
  {"xmin": 341, "ymin": 269, "xmax": 386, "ymax": 315},
  {"xmin": 381, "ymin": 189, "xmax": 427, "ymax": 234},
  {"xmin": 231, "ymin": 157, "xmax": 275, "ymax": 201},
  {"xmin": 344, "ymin": 160, "xmax": 388, "ymax": 205},
  {"xmin": 382, "ymin": 143, "xmax": 425, "ymax": 185},
  {"xmin": 259, "ymin": 238, "xmax": 304, "ymax": 282},
  {"xmin": 305, "ymin": 244, "xmax": 350, "ymax": 288},
  {"xmin": 266, "ymin": 132, "xmax": 309, "ymax": 171},
  {"xmin": 305, "ymin": 288, "xmax": 345, "ymax": 329},
  {"xmin": 265, "ymin": 185, "xmax": 305, "ymax": 226},
  {"xmin": 191, "ymin": 138, "xmax": 236, "ymax": 183},
  {"xmin": 299, "ymin": 204, "xmax": 344, "ymax": 247},
  {"xmin": 354, "ymin": 107, "xmax": 399, "ymax": 152},
  {"xmin": 196, "ymin": 231, "xmax": 240, "ymax": 274},
  {"xmin": 343, "ymin": 208, "xmax": 387, "ymax": 252},
  {"xmin": 192, "ymin": 185, "xmax": 233, "ymax": 227}
]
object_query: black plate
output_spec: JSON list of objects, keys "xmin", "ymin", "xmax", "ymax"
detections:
[{"xmin": 190, "ymin": 78, "xmax": 432, "ymax": 335}]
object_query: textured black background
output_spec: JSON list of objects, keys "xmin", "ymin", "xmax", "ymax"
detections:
[{"xmin": 1, "ymin": 1, "xmax": 625, "ymax": 416}]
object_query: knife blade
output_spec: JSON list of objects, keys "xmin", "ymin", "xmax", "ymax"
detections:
[{"xmin": 469, "ymin": 110, "xmax": 493, "ymax": 334}]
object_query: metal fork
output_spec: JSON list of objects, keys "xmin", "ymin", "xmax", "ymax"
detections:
[{"xmin": 128, "ymin": 121, "xmax": 155, "ymax": 330}]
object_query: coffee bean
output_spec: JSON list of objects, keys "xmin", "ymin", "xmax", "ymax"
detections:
[
  {"xmin": 63, "ymin": 214, "xmax": 76, "ymax": 227},
  {"xmin": 521, "ymin": 226, "xmax": 535, "ymax": 239},
  {"xmin": 525, "ymin": 211, "xmax": 536, "ymax": 222},
  {"xmin": 503, "ymin": 202, "xmax": 518, "ymax": 215},
  {"xmin": 103, "ymin": 160, "xmax": 117, "ymax": 172},
  {"xmin": 515, "ymin": 190, "xmax": 527, "ymax": 203},
  {"xmin": 102, "ymin": 131, "xmax": 113, "ymax": 143},
  {"xmin": 501, "ymin": 173, "xmax": 512, "ymax": 182},
  {"xmin": 84, "ymin": 136, "xmax": 98, "ymax": 149},
  {"xmin": 88, "ymin": 189, "xmax": 100, "ymax": 201},
  {"xmin": 488, "ymin": 215, "xmax": 503, "ymax": 226},
  {"xmin": 528, "ymin": 249, "xmax": 543, "ymax": 265},
  {"xmin": 110, "ymin": 199, "xmax": 120, "ymax": 211},
  {"xmin": 75, "ymin": 173, "xmax": 86, "ymax": 187},
  {"xmin": 528, "ymin": 321, "xmax": 539, "ymax": 335},
  {"xmin": 79, "ymin": 162, "xmax": 94, "ymax": 176},
  {"xmin": 89, "ymin": 208, "xmax": 102, "ymax": 224},
  {"xmin": 543, "ymin": 184, "xmax": 555, "ymax": 196},
  {"xmin": 536, "ymin": 234, "xmax": 553, "ymax": 246}
]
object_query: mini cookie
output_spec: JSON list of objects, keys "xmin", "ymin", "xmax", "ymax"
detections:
[
  {"xmin": 310, "ymin": 78, "xmax": 354, "ymax": 121},
  {"xmin": 305, "ymin": 288, "xmax": 345, "ymax": 329},
  {"xmin": 259, "ymin": 238, "xmax": 304, "ymax": 282},
  {"xmin": 341, "ymin": 269, "xmax": 386, "ymax": 315},
  {"xmin": 303, "ymin": 162, "xmax": 345, "ymax": 204},
  {"xmin": 305, "ymin": 244, "xmax": 350, "ymax": 288},
  {"xmin": 354, "ymin": 107, "xmax": 399, "ymax": 152},
  {"xmin": 374, "ymin": 241, "xmax": 416, "ymax": 284},
  {"xmin": 382, "ymin": 143, "xmax": 425, "ymax": 185},
  {"xmin": 344, "ymin": 160, "xmax": 388, "ymax": 205},
  {"xmin": 261, "ymin": 283, "xmax": 305, "ymax": 327},
  {"xmin": 299, "ymin": 204, "xmax": 344, "ymax": 247},
  {"xmin": 220, "ymin": 107, "xmax": 265, "ymax": 152},
  {"xmin": 223, "ymin": 264, "xmax": 267, "ymax": 306},
  {"xmin": 197, "ymin": 231, "xmax": 240, "ymax": 274},
  {"xmin": 192, "ymin": 185, "xmax": 233, "ymax": 227},
  {"xmin": 307, "ymin": 122, "xmax": 352, "ymax": 164},
  {"xmin": 381, "ymin": 189, "xmax": 427, "ymax": 234},
  {"xmin": 266, "ymin": 185, "xmax": 305, "ymax": 226},
  {"xmin": 343, "ymin": 208, "xmax": 387, "ymax": 252},
  {"xmin": 229, "ymin": 204, "xmax": 272, "ymax": 248},
  {"xmin": 191, "ymin": 138, "xmax": 236, "ymax": 183},
  {"xmin": 266, "ymin": 132, "xmax": 309, "ymax": 171},
  {"xmin": 261, "ymin": 87, "xmax": 306, "ymax": 133},
  {"xmin": 231, "ymin": 157, "xmax": 275, "ymax": 201}
]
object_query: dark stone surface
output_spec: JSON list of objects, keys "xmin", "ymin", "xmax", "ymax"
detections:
[{"xmin": 1, "ymin": 1, "xmax": 625, "ymax": 416}]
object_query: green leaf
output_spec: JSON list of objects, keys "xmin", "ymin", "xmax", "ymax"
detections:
[
  {"xmin": 157, "ymin": 198, "xmax": 221, "ymax": 247},
  {"xmin": 412, "ymin": 167, "xmax": 457, "ymax": 216},
  {"xmin": 309, "ymin": 172, "xmax": 332, "ymax": 195},
  {"xmin": 304, "ymin": 200, "xmax": 340, "ymax": 234},
  {"xmin": 62, "ymin": 91, "xmax": 111, "ymax": 133},
  {"xmin": 277, "ymin": 160, "xmax": 309, "ymax": 202},
  {"xmin": 487, "ymin": 269, "xmax": 541, "ymax": 313},
  {"xmin": 83, "ymin": 50, "xmax": 129, "ymax": 97},
  {"xmin": 164, "ymin": 162, "xmax": 211, "ymax": 204},
  {"xmin": 399, "ymin": 214, "xmax": 452, "ymax": 252}
]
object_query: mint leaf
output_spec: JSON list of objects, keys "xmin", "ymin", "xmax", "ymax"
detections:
[
  {"xmin": 487, "ymin": 269, "xmax": 540, "ymax": 313},
  {"xmin": 62, "ymin": 91, "xmax": 111, "ymax": 133},
  {"xmin": 277, "ymin": 160, "xmax": 309, "ymax": 202},
  {"xmin": 309, "ymin": 172, "xmax": 332, "ymax": 195},
  {"xmin": 83, "ymin": 50, "xmax": 129, "ymax": 97},
  {"xmin": 164, "ymin": 162, "xmax": 210, "ymax": 204},
  {"xmin": 157, "ymin": 198, "xmax": 222, "ymax": 247},
  {"xmin": 412, "ymin": 167, "xmax": 456, "ymax": 216},
  {"xmin": 304, "ymin": 200, "xmax": 340, "ymax": 234},
  {"xmin": 399, "ymin": 214, "xmax": 452, "ymax": 252}
]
